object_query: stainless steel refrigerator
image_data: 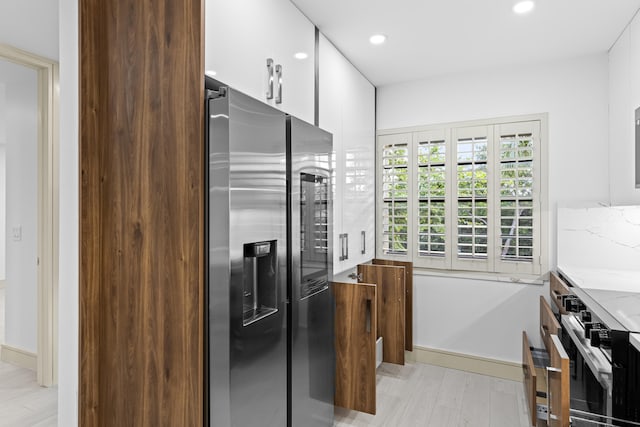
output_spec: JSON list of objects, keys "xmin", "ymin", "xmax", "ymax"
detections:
[
  {"xmin": 288, "ymin": 116, "xmax": 335, "ymax": 427},
  {"xmin": 206, "ymin": 82, "xmax": 334, "ymax": 427}
]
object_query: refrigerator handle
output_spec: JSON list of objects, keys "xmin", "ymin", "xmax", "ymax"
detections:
[
  {"xmin": 266, "ymin": 58, "xmax": 274, "ymax": 100},
  {"xmin": 275, "ymin": 64, "xmax": 283, "ymax": 104}
]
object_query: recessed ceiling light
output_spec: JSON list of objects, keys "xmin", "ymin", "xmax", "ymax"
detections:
[
  {"xmin": 369, "ymin": 34, "xmax": 387, "ymax": 45},
  {"xmin": 294, "ymin": 52, "xmax": 308, "ymax": 60},
  {"xmin": 205, "ymin": 70, "xmax": 217, "ymax": 77},
  {"xmin": 513, "ymin": 0, "xmax": 534, "ymax": 14}
]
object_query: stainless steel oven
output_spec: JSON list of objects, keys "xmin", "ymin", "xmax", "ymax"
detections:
[
  {"xmin": 561, "ymin": 307, "xmax": 612, "ymax": 424},
  {"xmin": 555, "ymin": 278, "xmax": 640, "ymax": 426}
]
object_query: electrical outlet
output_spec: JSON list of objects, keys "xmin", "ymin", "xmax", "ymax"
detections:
[
  {"xmin": 536, "ymin": 403, "xmax": 548, "ymax": 421},
  {"xmin": 12, "ymin": 226, "xmax": 22, "ymax": 242}
]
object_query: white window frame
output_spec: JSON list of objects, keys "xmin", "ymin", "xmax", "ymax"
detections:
[{"xmin": 376, "ymin": 114, "xmax": 549, "ymax": 281}]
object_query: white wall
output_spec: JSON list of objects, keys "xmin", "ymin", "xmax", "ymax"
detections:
[
  {"xmin": 1, "ymin": 0, "xmax": 71, "ymax": 422},
  {"xmin": 0, "ymin": 83, "xmax": 6, "ymax": 280},
  {"xmin": 0, "ymin": 145, "xmax": 6, "ymax": 280},
  {"xmin": 378, "ymin": 54, "xmax": 610, "ymax": 362},
  {"xmin": 608, "ymin": 12, "xmax": 640, "ymax": 205},
  {"xmin": 0, "ymin": 0, "xmax": 59, "ymax": 61},
  {"xmin": 415, "ymin": 275, "xmax": 546, "ymax": 362},
  {"xmin": 58, "ymin": 0, "xmax": 78, "ymax": 424},
  {"xmin": 0, "ymin": 59, "xmax": 38, "ymax": 353}
]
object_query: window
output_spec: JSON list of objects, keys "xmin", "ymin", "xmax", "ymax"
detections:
[
  {"xmin": 377, "ymin": 115, "xmax": 547, "ymax": 277},
  {"xmin": 379, "ymin": 133, "xmax": 410, "ymax": 256}
]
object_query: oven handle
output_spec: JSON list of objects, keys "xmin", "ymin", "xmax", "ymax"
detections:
[
  {"xmin": 570, "ymin": 408, "xmax": 640, "ymax": 426},
  {"xmin": 569, "ymin": 416, "xmax": 616, "ymax": 426}
]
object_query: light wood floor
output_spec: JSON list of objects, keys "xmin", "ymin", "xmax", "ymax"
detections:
[
  {"xmin": 0, "ymin": 286, "xmax": 58, "ymax": 427},
  {"xmin": 1, "ymin": 286, "xmax": 527, "ymax": 427},
  {"xmin": 0, "ymin": 361, "xmax": 529, "ymax": 427},
  {"xmin": 0, "ymin": 286, "xmax": 5, "ymax": 344},
  {"xmin": 0, "ymin": 361, "xmax": 58, "ymax": 427},
  {"xmin": 335, "ymin": 361, "xmax": 530, "ymax": 427}
]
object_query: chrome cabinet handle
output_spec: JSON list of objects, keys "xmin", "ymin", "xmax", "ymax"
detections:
[
  {"xmin": 338, "ymin": 233, "xmax": 349, "ymax": 261},
  {"xmin": 344, "ymin": 233, "xmax": 348, "ymax": 260},
  {"xmin": 266, "ymin": 58, "xmax": 274, "ymax": 100},
  {"xmin": 361, "ymin": 230, "xmax": 366, "ymax": 254},
  {"xmin": 275, "ymin": 64, "xmax": 283, "ymax": 104}
]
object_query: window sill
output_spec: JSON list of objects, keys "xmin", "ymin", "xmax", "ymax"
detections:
[{"xmin": 413, "ymin": 267, "xmax": 547, "ymax": 285}]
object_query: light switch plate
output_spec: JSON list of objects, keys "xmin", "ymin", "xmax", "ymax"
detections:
[{"xmin": 12, "ymin": 226, "xmax": 22, "ymax": 241}]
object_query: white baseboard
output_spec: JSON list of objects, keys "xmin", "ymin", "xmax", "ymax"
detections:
[
  {"xmin": 1, "ymin": 344, "xmax": 37, "ymax": 371},
  {"xmin": 408, "ymin": 346, "xmax": 523, "ymax": 382}
]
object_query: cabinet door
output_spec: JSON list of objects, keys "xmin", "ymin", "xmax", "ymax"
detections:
[
  {"xmin": 522, "ymin": 331, "xmax": 537, "ymax": 427},
  {"xmin": 319, "ymin": 34, "xmax": 375, "ymax": 273},
  {"xmin": 540, "ymin": 296, "xmax": 561, "ymax": 354},
  {"xmin": 548, "ymin": 335, "xmax": 570, "ymax": 427},
  {"xmin": 373, "ymin": 259, "xmax": 413, "ymax": 351},
  {"xmin": 205, "ymin": 0, "xmax": 315, "ymax": 123},
  {"xmin": 550, "ymin": 272, "xmax": 570, "ymax": 315},
  {"xmin": 318, "ymin": 34, "xmax": 346, "ymax": 270},
  {"xmin": 358, "ymin": 264, "xmax": 405, "ymax": 365},
  {"xmin": 341, "ymin": 63, "xmax": 376, "ymax": 269},
  {"xmin": 333, "ymin": 282, "xmax": 377, "ymax": 415}
]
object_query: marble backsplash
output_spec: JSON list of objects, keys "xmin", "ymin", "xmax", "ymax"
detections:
[{"xmin": 557, "ymin": 204, "xmax": 640, "ymax": 272}]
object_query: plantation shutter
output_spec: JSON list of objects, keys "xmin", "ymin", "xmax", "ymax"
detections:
[
  {"xmin": 413, "ymin": 129, "xmax": 450, "ymax": 269},
  {"xmin": 451, "ymin": 126, "xmax": 494, "ymax": 272},
  {"xmin": 494, "ymin": 121, "xmax": 541, "ymax": 274},
  {"xmin": 378, "ymin": 133, "xmax": 412, "ymax": 260},
  {"xmin": 376, "ymin": 115, "xmax": 546, "ymax": 277}
]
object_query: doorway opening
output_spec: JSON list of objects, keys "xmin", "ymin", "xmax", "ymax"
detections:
[{"xmin": 0, "ymin": 43, "xmax": 59, "ymax": 387}]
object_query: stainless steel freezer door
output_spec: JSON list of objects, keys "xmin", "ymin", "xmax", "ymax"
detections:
[
  {"xmin": 209, "ymin": 88, "xmax": 287, "ymax": 427},
  {"xmin": 288, "ymin": 116, "xmax": 335, "ymax": 427}
]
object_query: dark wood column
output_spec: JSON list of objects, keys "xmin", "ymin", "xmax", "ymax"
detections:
[{"xmin": 79, "ymin": 0, "xmax": 204, "ymax": 425}]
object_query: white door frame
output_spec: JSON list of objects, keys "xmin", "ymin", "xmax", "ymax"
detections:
[{"xmin": 0, "ymin": 43, "xmax": 59, "ymax": 387}]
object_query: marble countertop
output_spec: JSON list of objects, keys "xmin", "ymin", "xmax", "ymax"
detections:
[
  {"xmin": 556, "ymin": 265, "xmax": 640, "ymax": 293},
  {"xmin": 557, "ymin": 265, "xmax": 640, "ymax": 333}
]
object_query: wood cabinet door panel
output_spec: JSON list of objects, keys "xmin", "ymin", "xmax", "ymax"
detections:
[
  {"xmin": 373, "ymin": 259, "xmax": 413, "ymax": 351},
  {"xmin": 540, "ymin": 296, "xmax": 561, "ymax": 354},
  {"xmin": 522, "ymin": 331, "xmax": 538, "ymax": 427},
  {"xmin": 548, "ymin": 335, "xmax": 570, "ymax": 427},
  {"xmin": 358, "ymin": 264, "xmax": 405, "ymax": 364},
  {"xmin": 334, "ymin": 282, "xmax": 377, "ymax": 414},
  {"xmin": 550, "ymin": 272, "xmax": 570, "ymax": 315}
]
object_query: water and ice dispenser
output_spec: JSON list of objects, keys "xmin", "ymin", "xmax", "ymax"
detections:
[{"xmin": 242, "ymin": 240, "xmax": 278, "ymax": 326}]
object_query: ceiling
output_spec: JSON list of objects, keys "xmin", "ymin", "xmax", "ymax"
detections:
[{"xmin": 291, "ymin": 0, "xmax": 640, "ymax": 87}]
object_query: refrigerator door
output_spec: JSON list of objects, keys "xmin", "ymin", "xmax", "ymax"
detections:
[
  {"xmin": 288, "ymin": 116, "xmax": 335, "ymax": 427},
  {"xmin": 208, "ymin": 88, "xmax": 287, "ymax": 427}
]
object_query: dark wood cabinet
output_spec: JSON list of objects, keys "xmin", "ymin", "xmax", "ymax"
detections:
[
  {"xmin": 358, "ymin": 263, "xmax": 406, "ymax": 365},
  {"xmin": 522, "ymin": 297, "xmax": 569, "ymax": 427},
  {"xmin": 79, "ymin": 1, "xmax": 204, "ymax": 425},
  {"xmin": 372, "ymin": 259, "xmax": 413, "ymax": 351},
  {"xmin": 334, "ymin": 282, "xmax": 377, "ymax": 414}
]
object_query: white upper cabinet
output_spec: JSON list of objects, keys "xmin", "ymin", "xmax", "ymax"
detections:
[
  {"xmin": 319, "ymin": 35, "xmax": 376, "ymax": 274},
  {"xmin": 205, "ymin": 0, "xmax": 315, "ymax": 123}
]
